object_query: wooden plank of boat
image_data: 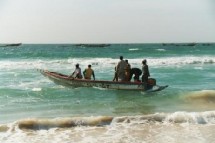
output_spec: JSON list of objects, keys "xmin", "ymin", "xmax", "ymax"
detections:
[{"xmin": 39, "ymin": 69, "xmax": 168, "ymax": 92}]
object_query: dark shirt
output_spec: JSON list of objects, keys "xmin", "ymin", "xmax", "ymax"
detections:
[
  {"xmin": 131, "ymin": 68, "xmax": 142, "ymax": 75},
  {"xmin": 142, "ymin": 65, "xmax": 150, "ymax": 77},
  {"xmin": 129, "ymin": 68, "xmax": 142, "ymax": 81}
]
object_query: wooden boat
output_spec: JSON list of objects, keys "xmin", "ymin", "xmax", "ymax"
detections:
[
  {"xmin": 0, "ymin": 43, "xmax": 22, "ymax": 47},
  {"xmin": 39, "ymin": 69, "xmax": 168, "ymax": 92},
  {"xmin": 6, "ymin": 43, "xmax": 22, "ymax": 47},
  {"xmin": 74, "ymin": 44, "xmax": 111, "ymax": 47}
]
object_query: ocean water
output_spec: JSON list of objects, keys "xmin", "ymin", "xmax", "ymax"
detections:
[{"xmin": 0, "ymin": 43, "xmax": 215, "ymax": 143}]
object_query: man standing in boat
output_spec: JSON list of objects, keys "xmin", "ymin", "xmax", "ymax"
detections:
[
  {"xmin": 83, "ymin": 65, "xmax": 95, "ymax": 80},
  {"xmin": 116, "ymin": 56, "xmax": 127, "ymax": 81},
  {"xmin": 70, "ymin": 64, "xmax": 83, "ymax": 79},
  {"xmin": 142, "ymin": 59, "xmax": 150, "ymax": 89},
  {"xmin": 112, "ymin": 66, "xmax": 118, "ymax": 81},
  {"xmin": 125, "ymin": 59, "xmax": 131, "ymax": 81}
]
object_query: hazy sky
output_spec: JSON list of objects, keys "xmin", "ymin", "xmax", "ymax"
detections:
[{"xmin": 0, "ymin": 0, "xmax": 215, "ymax": 43}]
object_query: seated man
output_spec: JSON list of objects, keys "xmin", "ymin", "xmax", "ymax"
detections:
[
  {"xmin": 70, "ymin": 64, "xmax": 83, "ymax": 79},
  {"xmin": 83, "ymin": 65, "xmax": 95, "ymax": 80}
]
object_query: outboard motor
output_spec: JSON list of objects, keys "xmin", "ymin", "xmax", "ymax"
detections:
[{"xmin": 148, "ymin": 78, "xmax": 156, "ymax": 86}]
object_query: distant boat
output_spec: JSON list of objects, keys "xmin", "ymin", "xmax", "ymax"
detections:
[
  {"xmin": 0, "ymin": 43, "xmax": 22, "ymax": 47},
  {"xmin": 74, "ymin": 44, "xmax": 111, "ymax": 47},
  {"xmin": 202, "ymin": 43, "xmax": 212, "ymax": 46},
  {"xmin": 6, "ymin": 43, "xmax": 22, "ymax": 47},
  {"xmin": 162, "ymin": 43, "xmax": 196, "ymax": 47}
]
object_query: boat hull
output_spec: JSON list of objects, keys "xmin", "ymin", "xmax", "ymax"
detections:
[{"xmin": 39, "ymin": 69, "xmax": 168, "ymax": 92}]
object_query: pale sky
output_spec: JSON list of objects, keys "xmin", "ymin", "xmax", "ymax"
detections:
[{"xmin": 0, "ymin": 0, "xmax": 215, "ymax": 43}]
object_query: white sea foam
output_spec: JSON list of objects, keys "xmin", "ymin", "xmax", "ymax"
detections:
[
  {"xmin": 32, "ymin": 88, "xmax": 42, "ymax": 91},
  {"xmin": 0, "ymin": 56, "xmax": 214, "ymax": 71},
  {"xmin": 1, "ymin": 111, "xmax": 215, "ymax": 143},
  {"xmin": 156, "ymin": 48, "xmax": 166, "ymax": 51},
  {"xmin": 128, "ymin": 48, "xmax": 139, "ymax": 51},
  {"xmin": 2, "ymin": 111, "xmax": 215, "ymax": 130}
]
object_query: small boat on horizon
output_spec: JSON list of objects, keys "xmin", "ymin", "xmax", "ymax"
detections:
[
  {"xmin": 74, "ymin": 44, "xmax": 111, "ymax": 47},
  {"xmin": 0, "ymin": 43, "xmax": 22, "ymax": 47},
  {"xmin": 162, "ymin": 43, "xmax": 196, "ymax": 47}
]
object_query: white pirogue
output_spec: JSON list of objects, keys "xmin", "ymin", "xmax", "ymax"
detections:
[{"xmin": 39, "ymin": 69, "xmax": 168, "ymax": 92}]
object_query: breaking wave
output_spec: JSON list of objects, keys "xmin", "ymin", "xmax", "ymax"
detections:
[
  {"xmin": 0, "ymin": 56, "xmax": 214, "ymax": 71},
  {"xmin": 17, "ymin": 116, "xmax": 113, "ymax": 130},
  {"xmin": 183, "ymin": 90, "xmax": 215, "ymax": 102},
  {"xmin": 1, "ymin": 111, "xmax": 215, "ymax": 131}
]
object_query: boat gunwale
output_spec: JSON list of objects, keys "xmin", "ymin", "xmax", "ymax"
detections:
[{"xmin": 42, "ymin": 70, "xmax": 143, "ymax": 85}]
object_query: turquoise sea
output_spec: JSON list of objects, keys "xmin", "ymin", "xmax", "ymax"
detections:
[{"xmin": 0, "ymin": 44, "xmax": 215, "ymax": 143}]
